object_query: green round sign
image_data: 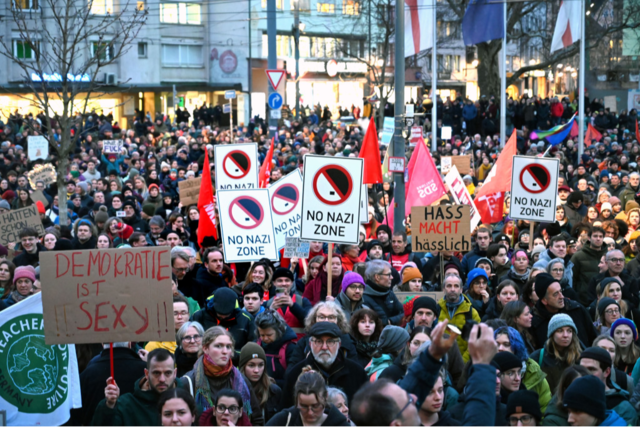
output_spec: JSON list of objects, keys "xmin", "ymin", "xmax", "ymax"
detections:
[{"xmin": 0, "ymin": 313, "xmax": 69, "ymax": 413}]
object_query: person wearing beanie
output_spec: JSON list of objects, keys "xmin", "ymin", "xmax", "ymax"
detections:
[
  {"xmin": 141, "ymin": 203, "xmax": 156, "ymax": 219},
  {"xmin": 506, "ymin": 390, "xmax": 542, "ymax": 426},
  {"xmin": 595, "ymin": 297, "xmax": 620, "ymax": 335},
  {"xmin": 238, "ymin": 341, "xmax": 282, "ymax": 423},
  {"xmin": 530, "ymin": 272, "xmax": 597, "ymax": 350},
  {"xmin": 366, "ymin": 326, "xmax": 410, "ymax": 381},
  {"xmin": 564, "ymin": 190, "xmax": 587, "ymax": 225},
  {"xmin": 265, "ymin": 267, "xmax": 312, "ymax": 336},
  {"xmin": 571, "ymin": 226, "xmax": 607, "ymax": 306},
  {"xmin": 464, "ymin": 267, "xmax": 490, "ymax": 318},
  {"xmin": 564, "ymin": 375, "xmax": 627, "ymax": 426},
  {"xmin": 375, "ymin": 224, "xmax": 392, "ymax": 254},
  {"xmin": 144, "ymin": 183, "xmax": 163, "ymax": 209},
  {"xmin": 191, "ymin": 288, "xmax": 256, "ymax": 360},
  {"xmin": 530, "ymin": 314, "xmax": 582, "ymax": 391},
  {"xmin": 336, "ymin": 271, "xmax": 367, "ymax": 320},
  {"xmin": 409, "ymin": 296, "xmax": 439, "ymax": 329},
  {"xmin": 0, "ymin": 199, "xmax": 11, "ymax": 212},
  {"xmin": 608, "ymin": 196, "xmax": 623, "ymax": 215},
  {"xmin": 493, "ymin": 352, "xmax": 524, "ymax": 403},
  {"xmin": 396, "ymin": 267, "xmax": 424, "ymax": 292},
  {"xmin": 0, "ymin": 243, "xmax": 8, "ymax": 260},
  {"xmin": 0, "ymin": 265, "xmax": 36, "ymax": 311},
  {"xmin": 94, "ymin": 205, "xmax": 110, "ymax": 228},
  {"xmin": 609, "ymin": 318, "xmax": 640, "ymax": 373},
  {"xmin": 365, "ymin": 239, "xmax": 385, "ymax": 261}
]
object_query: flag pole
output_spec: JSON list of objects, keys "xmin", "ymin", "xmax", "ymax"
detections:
[
  {"xmin": 393, "ymin": 0, "xmax": 405, "ymax": 231},
  {"xmin": 431, "ymin": 0, "xmax": 437, "ymax": 153},
  {"xmin": 578, "ymin": 0, "xmax": 585, "ymax": 158},
  {"xmin": 500, "ymin": 0, "xmax": 507, "ymax": 148}
]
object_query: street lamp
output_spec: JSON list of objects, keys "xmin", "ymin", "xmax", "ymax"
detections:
[{"xmin": 292, "ymin": 0, "xmax": 304, "ymax": 120}]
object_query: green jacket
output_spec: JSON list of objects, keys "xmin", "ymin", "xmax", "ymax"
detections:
[
  {"xmin": 91, "ymin": 376, "xmax": 185, "ymax": 426},
  {"xmin": 438, "ymin": 295, "xmax": 481, "ymax": 363},
  {"xmin": 606, "ymin": 387, "xmax": 638, "ymax": 426},
  {"xmin": 523, "ymin": 358, "xmax": 552, "ymax": 414},
  {"xmin": 541, "ymin": 395, "xmax": 568, "ymax": 426},
  {"xmin": 570, "ymin": 244, "xmax": 607, "ymax": 306}
]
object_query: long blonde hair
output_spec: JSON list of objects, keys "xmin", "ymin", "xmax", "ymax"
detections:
[{"xmin": 546, "ymin": 331, "xmax": 582, "ymax": 366}]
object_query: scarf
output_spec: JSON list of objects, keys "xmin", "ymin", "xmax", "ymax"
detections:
[
  {"xmin": 10, "ymin": 290, "xmax": 29, "ymax": 303},
  {"xmin": 446, "ymin": 294, "xmax": 464, "ymax": 319},
  {"xmin": 355, "ymin": 340, "xmax": 378, "ymax": 359},
  {"xmin": 194, "ymin": 355, "xmax": 253, "ymax": 417}
]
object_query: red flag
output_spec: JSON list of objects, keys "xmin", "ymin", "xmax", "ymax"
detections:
[
  {"xmin": 570, "ymin": 120, "xmax": 579, "ymax": 137},
  {"xmin": 584, "ymin": 123, "xmax": 602, "ymax": 147},
  {"xmin": 359, "ymin": 119, "xmax": 383, "ymax": 184},
  {"xmin": 259, "ymin": 138, "xmax": 275, "ymax": 188},
  {"xmin": 474, "ymin": 129, "xmax": 518, "ymax": 224},
  {"xmin": 636, "ymin": 119, "xmax": 640, "ymax": 145},
  {"xmin": 405, "ymin": 141, "xmax": 446, "ymax": 215},
  {"xmin": 197, "ymin": 154, "xmax": 218, "ymax": 243}
]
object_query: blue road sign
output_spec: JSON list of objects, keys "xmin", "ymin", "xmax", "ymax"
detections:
[
  {"xmin": 268, "ymin": 92, "xmax": 283, "ymax": 110},
  {"xmin": 223, "ymin": 104, "xmax": 231, "ymax": 114}
]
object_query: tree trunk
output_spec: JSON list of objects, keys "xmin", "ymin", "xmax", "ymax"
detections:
[
  {"xmin": 57, "ymin": 154, "xmax": 69, "ymax": 226},
  {"xmin": 476, "ymin": 41, "xmax": 501, "ymax": 98}
]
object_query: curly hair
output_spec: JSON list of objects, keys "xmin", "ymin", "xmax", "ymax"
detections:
[
  {"xmin": 304, "ymin": 301, "xmax": 350, "ymax": 334},
  {"xmin": 349, "ymin": 309, "xmax": 383, "ymax": 342}
]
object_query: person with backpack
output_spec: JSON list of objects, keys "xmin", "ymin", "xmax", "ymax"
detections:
[{"xmin": 254, "ymin": 310, "xmax": 299, "ymax": 388}]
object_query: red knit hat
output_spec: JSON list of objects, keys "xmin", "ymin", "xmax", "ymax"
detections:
[{"xmin": 35, "ymin": 200, "xmax": 45, "ymax": 214}]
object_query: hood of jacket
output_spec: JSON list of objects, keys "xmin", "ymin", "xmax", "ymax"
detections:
[
  {"xmin": 262, "ymin": 325, "xmax": 298, "ymax": 353},
  {"xmin": 523, "ymin": 358, "xmax": 547, "ymax": 389}
]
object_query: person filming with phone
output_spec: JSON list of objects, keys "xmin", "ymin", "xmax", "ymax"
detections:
[{"xmin": 266, "ymin": 268, "xmax": 312, "ymax": 337}]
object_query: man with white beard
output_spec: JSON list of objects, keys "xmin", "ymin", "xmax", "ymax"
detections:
[{"xmin": 278, "ymin": 322, "xmax": 368, "ymax": 410}]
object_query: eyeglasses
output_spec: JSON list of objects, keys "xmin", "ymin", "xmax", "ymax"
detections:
[
  {"xmin": 608, "ymin": 258, "xmax": 625, "ymax": 264},
  {"xmin": 551, "ymin": 268, "xmax": 564, "ymax": 273},
  {"xmin": 215, "ymin": 404, "xmax": 240, "ymax": 415},
  {"xmin": 173, "ymin": 267, "xmax": 188, "ymax": 272},
  {"xmin": 377, "ymin": 272, "xmax": 393, "ymax": 277},
  {"xmin": 182, "ymin": 334, "xmax": 202, "ymax": 342},
  {"xmin": 393, "ymin": 394, "xmax": 415, "ymax": 422},
  {"xmin": 316, "ymin": 315, "xmax": 338, "ymax": 321},
  {"xmin": 298, "ymin": 402, "xmax": 324, "ymax": 413},
  {"xmin": 309, "ymin": 338, "xmax": 340, "ymax": 348},
  {"xmin": 501, "ymin": 369, "xmax": 524, "ymax": 379},
  {"xmin": 174, "ymin": 311, "xmax": 189, "ymax": 317},
  {"xmin": 605, "ymin": 308, "xmax": 620, "ymax": 315},
  {"xmin": 509, "ymin": 415, "xmax": 534, "ymax": 425}
]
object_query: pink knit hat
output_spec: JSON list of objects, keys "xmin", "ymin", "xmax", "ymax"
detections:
[{"xmin": 13, "ymin": 265, "xmax": 36, "ymax": 285}]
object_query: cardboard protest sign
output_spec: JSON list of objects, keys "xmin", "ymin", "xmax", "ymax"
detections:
[
  {"xmin": 214, "ymin": 143, "xmax": 259, "ymax": 190},
  {"xmin": 284, "ymin": 237, "xmax": 310, "ymax": 259},
  {"xmin": 103, "ymin": 139, "xmax": 124, "ymax": 154},
  {"xmin": 30, "ymin": 189, "xmax": 50, "ymax": 208},
  {"xmin": 28, "ymin": 135, "xmax": 49, "ymax": 160},
  {"xmin": 444, "ymin": 166, "xmax": 481, "ymax": 230},
  {"xmin": 26, "ymin": 164, "xmax": 56, "ymax": 187},
  {"xmin": 441, "ymin": 155, "xmax": 471, "ymax": 175},
  {"xmin": 40, "ymin": 247, "xmax": 174, "ymax": 345},
  {"xmin": 267, "ymin": 169, "xmax": 303, "ymax": 249},
  {"xmin": 0, "ymin": 206, "xmax": 45, "ymax": 246},
  {"xmin": 300, "ymin": 155, "xmax": 363, "ymax": 245},
  {"xmin": 411, "ymin": 205, "xmax": 471, "ymax": 252},
  {"xmin": 217, "ymin": 188, "xmax": 278, "ymax": 263},
  {"xmin": 395, "ymin": 291, "xmax": 445, "ymax": 304},
  {"xmin": 178, "ymin": 177, "xmax": 202, "ymax": 206}
]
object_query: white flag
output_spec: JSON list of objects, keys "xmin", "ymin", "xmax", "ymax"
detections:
[
  {"xmin": 405, "ymin": 0, "xmax": 434, "ymax": 57},
  {"xmin": 0, "ymin": 293, "xmax": 82, "ymax": 426},
  {"xmin": 550, "ymin": 1, "xmax": 582, "ymax": 53}
]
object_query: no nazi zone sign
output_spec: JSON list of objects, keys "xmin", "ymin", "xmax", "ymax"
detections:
[
  {"xmin": 214, "ymin": 143, "xmax": 259, "ymax": 190},
  {"xmin": 510, "ymin": 155, "xmax": 559, "ymax": 222},
  {"xmin": 300, "ymin": 155, "xmax": 363, "ymax": 244}
]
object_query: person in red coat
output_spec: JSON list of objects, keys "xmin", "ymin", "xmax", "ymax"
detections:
[{"xmin": 303, "ymin": 255, "xmax": 345, "ymax": 305}]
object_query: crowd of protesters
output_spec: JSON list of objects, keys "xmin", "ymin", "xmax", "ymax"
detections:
[{"xmin": 0, "ymin": 93, "xmax": 640, "ymax": 427}]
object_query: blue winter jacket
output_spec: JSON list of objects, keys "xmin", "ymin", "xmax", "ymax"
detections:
[
  {"xmin": 600, "ymin": 410, "xmax": 628, "ymax": 426},
  {"xmin": 462, "ymin": 104, "xmax": 477, "ymax": 121}
]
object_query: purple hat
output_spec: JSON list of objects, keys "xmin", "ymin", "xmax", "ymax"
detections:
[
  {"xmin": 341, "ymin": 272, "xmax": 365, "ymax": 293},
  {"xmin": 610, "ymin": 318, "xmax": 638, "ymax": 341}
]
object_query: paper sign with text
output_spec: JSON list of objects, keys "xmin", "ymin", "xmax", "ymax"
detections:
[
  {"xmin": 444, "ymin": 166, "xmax": 481, "ymax": 230},
  {"xmin": 284, "ymin": 237, "xmax": 310, "ymax": 258},
  {"xmin": 267, "ymin": 169, "xmax": 303, "ymax": 250},
  {"xmin": 28, "ymin": 135, "xmax": 49, "ymax": 161},
  {"xmin": 0, "ymin": 205, "xmax": 45, "ymax": 246},
  {"xmin": 411, "ymin": 205, "xmax": 471, "ymax": 252},
  {"xmin": 103, "ymin": 140, "xmax": 124, "ymax": 154},
  {"xmin": 40, "ymin": 247, "xmax": 174, "ymax": 345},
  {"xmin": 26, "ymin": 164, "xmax": 56, "ymax": 187},
  {"xmin": 178, "ymin": 177, "xmax": 202, "ymax": 206},
  {"xmin": 441, "ymin": 156, "xmax": 471, "ymax": 175}
]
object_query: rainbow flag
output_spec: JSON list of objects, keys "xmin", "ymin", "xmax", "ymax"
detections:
[{"xmin": 530, "ymin": 113, "xmax": 577, "ymax": 146}]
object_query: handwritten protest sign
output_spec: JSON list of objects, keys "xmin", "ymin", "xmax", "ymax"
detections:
[
  {"xmin": 178, "ymin": 177, "xmax": 202, "ymax": 206},
  {"xmin": 40, "ymin": 247, "xmax": 174, "ymax": 345},
  {"xmin": 411, "ymin": 205, "xmax": 470, "ymax": 252},
  {"xmin": 103, "ymin": 139, "xmax": 124, "ymax": 154},
  {"xmin": 396, "ymin": 291, "xmax": 445, "ymax": 304},
  {"xmin": 28, "ymin": 135, "xmax": 49, "ymax": 160},
  {"xmin": 284, "ymin": 237, "xmax": 310, "ymax": 258},
  {"xmin": 0, "ymin": 206, "xmax": 45, "ymax": 246},
  {"xmin": 26, "ymin": 164, "xmax": 56, "ymax": 187},
  {"xmin": 441, "ymin": 155, "xmax": 471, "ymax": 175},
  {"xmin": 444, "ymin": 166, "xmax": 481, "ymax": 230}
]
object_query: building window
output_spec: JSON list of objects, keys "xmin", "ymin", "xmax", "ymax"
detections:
[
  {"xmin": 290, "ymin": 0, "xmax": 310, "ymax": 12},
  {"xmin": 160, "ymin": 3, "xmax": 201, "ymax": 25},
  {"xmin": 162, "ymin": 44, "xmax": 203, "ymax": 66},
  {"xmin": 13, "ymin": 0, "xmax": 38, "ymax": 10},
  {"xmin": 137, "ymin": 0, "xmax": 145, "ymax": 9},
  {"xmin": 317, "ymin": 0, "xmax": 335, "ymax": 13},
  {"xmin": 138, "ymin": 42, "xmax": 147, "ymax": 58},
  {"xmin": 13, "ymin": 40, "xmax": 37, "ymax": 60},
  {"xmin": 91, "ymin": 42, "xmax": 113, "ymax": 60},
  {"xmin": 89, "ymin": 0, "xmax": 113, "ymax": 14},
  {"xmin": 261, "ymin": 0, "xmax": 284, "ymax": 9},
  {"xmin": 342, "ymin": 0, "xmax": 359, "ymax": 14}
]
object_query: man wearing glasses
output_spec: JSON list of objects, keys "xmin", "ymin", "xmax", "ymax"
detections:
[
  {"xmin": 362, "ymin": 260, "xmax": 404, "ymax": 326},
  {"xmin": 279, "ymin": 322, "xmax": 367, "ymax": 411},
  {"xmin": 586, "ymin": 249, "xmax": 640, "ymax": 309}
]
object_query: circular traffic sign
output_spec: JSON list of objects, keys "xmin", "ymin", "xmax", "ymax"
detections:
[
  {"xmin": 312, "ymin": 165, "xmax": 353, "ymax": 205},
  {"xmin": 223, "ymin": 150, "xmax": 251, "ymax": 179},
  {"xmin": 520, "ymin": 164, "xmax": 551, "ymax": 194},
  {"xmin": 271, "ymin": 184, "xmax": 299, "ymax": 215},
  {"xmin": 229, "ymin": 196, "xmax": 264, "ymax": 229}
]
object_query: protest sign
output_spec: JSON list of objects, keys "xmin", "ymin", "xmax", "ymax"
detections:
[
  {"xmin": 214, "ymin": 143, "xmax": 259, "ymax": 190},
  {"xmin": 28, "ymin": 135, "xmax": 49, "ymax": 160},
  {"xmin": 267, "ymin": 169, "xmax": 303, "ymax": 249},
  {"xmin": 0, "ymin": 293, "xmax": 82, "ymax": 426},
  {"xmin": 40, "ymin": 247, "xmax": 174, "ymax": 345},
  {"xmin": 444, "ymin": 165, "xmax": 481, "ymax": 230},
  {"xmin": 441, "ymin": 155, "xmax": 471, "ymax": 175},
  {"xmin": 30, "ymin": 189, "xmax": 50, "ymax": 208},
  {"xmin": 217, "ymin": 188, "xmax": 278, "ymax": 263},
  {"xmin": 103, "ymin": 139, "xmax": 124, "ymax": 154},
  {"xmin": 411, "ymin": 205, "xmax": 471, "ymax": 252},
  {"xmin": 381, "ymin": 117, "xmax": 394, "ymax": 144},
  {"xmin": 0, "ymin": 205, "xmax": 45, "ymax": 246},
  {"xmin": 510, "ymin": 156, "xmax": 559, "ymax": 222},
  {"xmin": 178, "ymin": 177, "xmax": 202, "ymax": 206},
  {"xmin": 284, "ymin": 237, "xmax": 310, "ymax": 259},
  {"xmin": 300, "ymin": 155, "xmax": 363, "ymax": 244},
  {"xmin": 26, "ymin": 164, "xmax": 56, "ymax": 187},
  {"xmin": 360, "ymin": 184, "xmax": 369, "ymax": 223},
  {"xmin": 395, "ymin": 291, "xmax": 445, "ymax": 304}
]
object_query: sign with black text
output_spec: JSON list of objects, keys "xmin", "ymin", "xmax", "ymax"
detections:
[
  {"xmin": 214, "ymin": 143, "xmax": 259, "ymax": 190},
  {"xmin": 411, "ymin": 205, "xmax": 471, "ymax": 252},
  {"xmin": 300, "ymin": 155, "xmax": 363, "ymax": 244},
  {"xmin": 217, "ymin": 189, "xmax": 278, "ymax": 262},
  {"xmin": 267, "ymin": 169, "xmax": 303, "ymax": 249},
  {"xmin": 28, "ymin": 135, "xmax": 48, "ymax": 160},
  {"xmin": 103, "ymin": 139, "xmax": 124, "ymax": 154},
  {"xmin": 510, "ymin": 156, "xmax": 559, "ymax": 222}
]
